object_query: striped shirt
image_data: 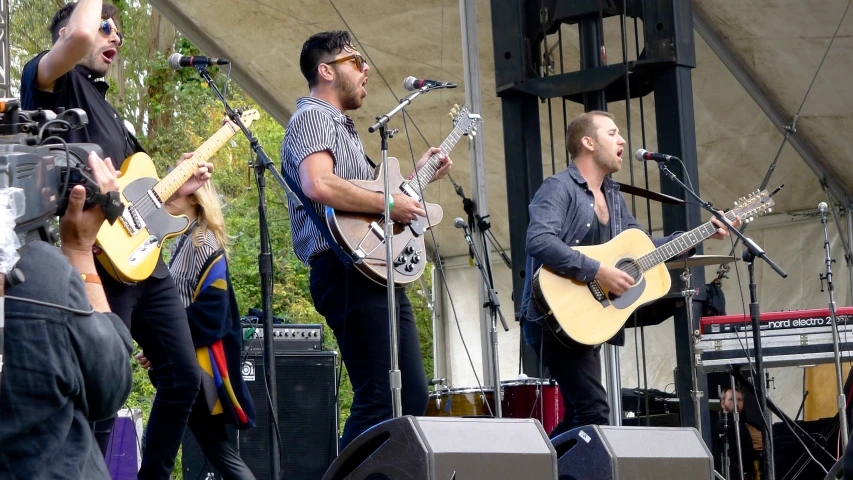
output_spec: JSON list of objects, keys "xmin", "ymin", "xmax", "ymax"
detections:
[
  {"xmin": 281, "ymin": 97, "xmax": 374, "ymax": 265},
  {"xmin": 169, "ymin": 219, "xmax": 220, "ymax": 308}
]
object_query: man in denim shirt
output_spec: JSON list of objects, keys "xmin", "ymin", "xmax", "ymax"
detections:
[
  {"xmin": 520, "ymin": 111, "xmax": 735, "ymax": 438},
  {"xmin": 0, "ymin": 153, "xmax": 132, "ymax": 479}
]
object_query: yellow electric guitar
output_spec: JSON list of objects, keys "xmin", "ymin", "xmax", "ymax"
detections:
[
  {"xmin": 532, "ymin": 190, "xmax": 774, "ymax": 346},
  {"xmin": 95, "ymin": 109, "xmax": 260, "ymax": 283}
]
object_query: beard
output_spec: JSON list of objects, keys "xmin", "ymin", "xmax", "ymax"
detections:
[
  {"xmin": 592, "ymin": 146, "xmax": 620, "ymax": 174},
  {"xmin": 79, "ymin": 50, "xmax": 109, "ymax": 78},
  {"xmin": 336, "ymin": 73, "xmax": 364, "ymax": 111}
]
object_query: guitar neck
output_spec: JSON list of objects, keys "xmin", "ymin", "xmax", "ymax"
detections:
[
  {"xmin": 153, "ymin": 122, "xmax": 239, "ymax": 201},
  {"xmin": 636, "ymin": 210, "xmax": 739, "ymax": 272},
  {"xmin": 403, "ymin": 125, "xmax": 463, "ymax": 197}
]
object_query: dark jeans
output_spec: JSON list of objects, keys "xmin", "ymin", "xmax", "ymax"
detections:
[
  {"xmin": 531, "ymin": 327, "xmax": 609, "ymax": 438},
  {"xmin": 186, "ymin": 398, "xmax": 256, "ymax": 480},
  {"xmin": 97, "ymin": 272, "xmax": 201, "ymax": 480},
  {"xmin": 309, "ymin": 251, "xmax": 429, "ymax": 450}
]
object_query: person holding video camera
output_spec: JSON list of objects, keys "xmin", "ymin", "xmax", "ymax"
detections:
[
  {"xmin": 20, "ymin": 1, "xmax": 214, "ymax": 478},
  {"xmin": 0, "ymin": 152, "xmax": 132, "ymax": 479}
]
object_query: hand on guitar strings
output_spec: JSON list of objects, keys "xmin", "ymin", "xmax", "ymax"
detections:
[
  {"xmin": 414, "ymin": 146, "xmax": 453, "ymax": 182},
  {"xmin": 595, "ymin": 264, "xmax": 635, "ymax": 296},
  {"xmin": 172, "ymin": 152, "xmax": 215, "ymax": 200},
  {"xmin": 390, "ymin": 193, "xmax": 425, "ymax": 223},
  {"xmin": 710, "ymin": 211, "xmax": 741, "ymax": 240}
]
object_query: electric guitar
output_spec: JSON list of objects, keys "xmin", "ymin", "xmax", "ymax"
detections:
[
  {"xmin": 533, "ymin": 190, "xmax": 775, "ymax": 346},
  {"xmin": 326, "ymin": 105, "xmax": 481, "ymax": 286},
  {"xmin": 95, "ymin": 110, "xmax": 260, "ymax": 283}
]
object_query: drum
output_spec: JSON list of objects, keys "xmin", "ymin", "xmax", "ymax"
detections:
[
  {"xmin": 501, "ymin": 378, "xmax": 565, "ymax": 434},
  {"xmin": 424, "ymin": 387, "xmax": 495, "ymax": 417}
]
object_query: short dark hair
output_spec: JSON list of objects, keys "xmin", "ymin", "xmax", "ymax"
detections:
[
  {"xmin": 49, "ymin": 2, "xmax": 120, "ymax": 45},
  {"xmin": 299, "ymin": 30, "xmax": 353, "ymax": 88},
  {"xmin": 566, "ymin": 110, "xmax": 616, "ymax": 159}
]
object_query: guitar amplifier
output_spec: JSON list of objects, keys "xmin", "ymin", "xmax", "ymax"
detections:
[
  {"xmin": 183, "ymin": 350, "xmax": 339, "ymax": 480},
  {"xmin": 241, "ymin": 321, "xmax": 324, "ymax": 352}
]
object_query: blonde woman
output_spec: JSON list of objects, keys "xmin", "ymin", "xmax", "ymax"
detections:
[{"xmin": 138, "ymin": 180, "xmax": 256, "ymax": 479}]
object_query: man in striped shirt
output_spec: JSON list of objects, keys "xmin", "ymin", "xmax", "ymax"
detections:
[{"xmin": 281, "ymin": 30, "xmax": 451, "ymax": 450}]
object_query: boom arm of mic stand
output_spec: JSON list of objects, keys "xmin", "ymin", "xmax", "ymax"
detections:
[
  {"xmin": 193, "ymin": 66, "xmax": 303, "ymax": 209},
  {"xmin": 658, "ymin": 164, "xmax": 787, "ymax": 278}
]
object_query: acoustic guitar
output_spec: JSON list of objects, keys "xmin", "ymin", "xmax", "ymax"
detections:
[
  {"xmin": 95, "ymin": 110, "xmax": 260, "ymax": 283},
  {"xmin": 326, "ymin": 105, "xmax": 481, "ymax": 286},
  {"xmin": 533, "ymin": 190, "xmax": 774, "ymax": 346}
]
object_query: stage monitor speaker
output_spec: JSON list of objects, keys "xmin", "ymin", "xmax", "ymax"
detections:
[
  {"xmin": 322, "ymin": 416, "xmax": 558, "ymax": 480},
  {"xmin": 183, "ymin": 350, "xmax": 339, "ymax": 480},
  {"xmin": 552, "ymin": 425, "xmax": 713, "ymax": 480}
]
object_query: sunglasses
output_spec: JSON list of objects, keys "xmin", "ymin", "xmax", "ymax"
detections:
[
  {"xmin": 100, "ymin": 20, "xmax": 123, "ymax": 47},
  {"xmin": 326, "ymin": 53, "xmax": 366, "ymax": 72}
]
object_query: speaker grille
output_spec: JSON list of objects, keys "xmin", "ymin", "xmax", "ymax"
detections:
[
  {"xmin": 182, "ymin": 351, "xmax": 339, "ymax": 480},
  {"xmin": 241, "ymin": 351, "xmax": 339, "ymax": 480}
]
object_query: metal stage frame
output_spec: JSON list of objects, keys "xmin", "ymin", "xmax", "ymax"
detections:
[{"xmin": 489, "ymin": 0, "xmax": 712, "ymax": 443}]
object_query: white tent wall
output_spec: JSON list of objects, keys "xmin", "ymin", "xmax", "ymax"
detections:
[{"xmin": 438, "ymin": 214, "xmax": 851, "ymax": 420}]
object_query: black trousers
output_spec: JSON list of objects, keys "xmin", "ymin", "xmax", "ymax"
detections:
[
  {"xmin": 531, "ymin": 327, "xmax": 610, "ymax": 438},
  {"xmin": 186, "ymin": 397, "xmax": 256, "ymax": 480},
  {"xmin": 97, "ymin": 272, "xmax": 201, "ymax": 480},
  {"xmin": 309, "ymin": 251, "xmax": 429, "ymax": 450}
]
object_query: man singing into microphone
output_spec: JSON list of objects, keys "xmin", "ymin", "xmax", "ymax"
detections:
[
  {"xmin": 19, "ymin": 1, "xmax": 214, "ymax": 477},
  {"xmin": 281, "ymin": 30, "xmax": 451, "ymax": 449},
  {"xmin": 520, "ymin": 110, "xmax": 737, "ymax": 437}
]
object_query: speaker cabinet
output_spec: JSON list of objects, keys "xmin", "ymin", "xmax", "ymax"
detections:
[
  {"xmin": 322, "ymin": 416, "xmax": 557, "ymax": 480},
  {"xmin": 552, "ymin": 426, "xmax": 713, "ymax": 480},
  {"xmin": 182, "ymin": 350, "xmax": 339, "ymax": 480}
]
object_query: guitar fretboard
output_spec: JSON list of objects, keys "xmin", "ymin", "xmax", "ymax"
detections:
[
  {"xmin": 635, "ymin": 210, "xmax": 739, "ymax": 272},
  {"xmin": 403, "ymin": 125, "xmax": 464, "ymax": 197},
  {"xmin": 153, "ymin": 122, "xmax": 239, "ymax": 202}
]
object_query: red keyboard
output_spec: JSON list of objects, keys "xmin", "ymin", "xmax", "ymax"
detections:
[{"xmin": 700, "ymin": 307, "xmax": 853, "ymax": 334}]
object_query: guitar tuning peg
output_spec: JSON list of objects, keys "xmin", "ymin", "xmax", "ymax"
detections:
[
  {"xmin": 768, "ymin": 208, "xmax": 772, "ymax": 213},
  {"xmin": 448, "ymin": 112, "xmax": 455, "ymax": 119}
]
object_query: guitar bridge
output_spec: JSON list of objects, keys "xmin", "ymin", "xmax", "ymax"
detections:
[
  {"xmin": 119, "ymin": 204, "xmax": 146, "ymax": 236},
  {"xmin": 588, "ymin": 280, "xmax": 608, "ymax": 303}
]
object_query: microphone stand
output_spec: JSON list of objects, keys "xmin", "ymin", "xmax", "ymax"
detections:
[
  {"xmin": 718, "ymin": 385, "xmax": 732, "ymax": 480},
  {"xmin": 729, "ymin": 377, "xmax": 746, "ymax": 480},
  {"xmin": 658, "ymin": 162, "xmax": 786, "ymax": 480},
  {"xmin": 194, "ymin": 65, "xmax": 302, "ymax": 480},
  {"xmin": 818, "ymin": 203, "xmax": 849, "ymax": 450},
  {"xmin": 367, "ymin": 84, "xmax": 448, "ymax": 417},
  {"xmin": 458, "ymin": 220, "xmax": 509, "ymax": 417},
  {"xmin": 454, "ymin": 185, "xmax": 511, "ymax": 269}
]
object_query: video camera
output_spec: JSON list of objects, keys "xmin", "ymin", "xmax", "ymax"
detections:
[{"xmin": 0, "ymin": 99, "xmax": 123, "ymax": 246}]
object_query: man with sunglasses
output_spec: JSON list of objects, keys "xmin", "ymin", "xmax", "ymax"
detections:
[
  {"xmin": 281, "ymin": 30, "xmax": 452, "ymax": 450},
  {"xmin": 20, "ymin": 1, "xmax": 213, "ymax": 479}
]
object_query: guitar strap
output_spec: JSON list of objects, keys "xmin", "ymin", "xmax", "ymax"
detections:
[{"xmin": 278, "ymin": 154, "xmax": 356, "ymax": 271}]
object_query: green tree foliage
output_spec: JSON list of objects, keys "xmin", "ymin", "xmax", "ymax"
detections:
[{"xmin": 10, "ymin": 2, "xmax": 435, "ymax": 473}]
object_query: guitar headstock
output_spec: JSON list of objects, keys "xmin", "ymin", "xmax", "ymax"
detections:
[
  {"xmin": 238, "ymin": 109, "xmax": 261, "ymax": 128},
  {"xmin": 448, "ymin": 104, "xmax": 481, "ymax": 138},
  {"xmin": 732, "ymin": 189, "xmax": 775, "ymax": 224}
]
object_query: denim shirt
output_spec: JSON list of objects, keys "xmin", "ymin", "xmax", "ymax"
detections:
[
  {"xmin": 0, "ymin": 241, "xmax": 133, "ymax": 479},
  {"xmin": 520, "ymin": 163, "xmax": 683, "ymax": 346}
]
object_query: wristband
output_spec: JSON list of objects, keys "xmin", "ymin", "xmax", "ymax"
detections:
[
  {"xmin": 80, "ymin": 272, "xmax": 102, "ymax": 285},
  {"xmin": 388, "ymin": 197, "xmax": 394, "ymax": 212}
]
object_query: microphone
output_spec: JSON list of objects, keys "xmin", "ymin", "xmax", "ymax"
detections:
[
  {"xmin": 169, "ymin": 53, "xmax": 230, "ymax": 70},
  {"xmin": 454, "ymin": 217, "xmax": 476, "ymax": 263},
  {"xmin": 403, "ymin": 76, "xmax": 458, "ymax": 91},
  {"xmin": 818, "ymin": 201, "xmax": 828, "ymax": 214},
  {"xmin": 635, "ymin": 148, "xmax": 680, "ymax": 163}
]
